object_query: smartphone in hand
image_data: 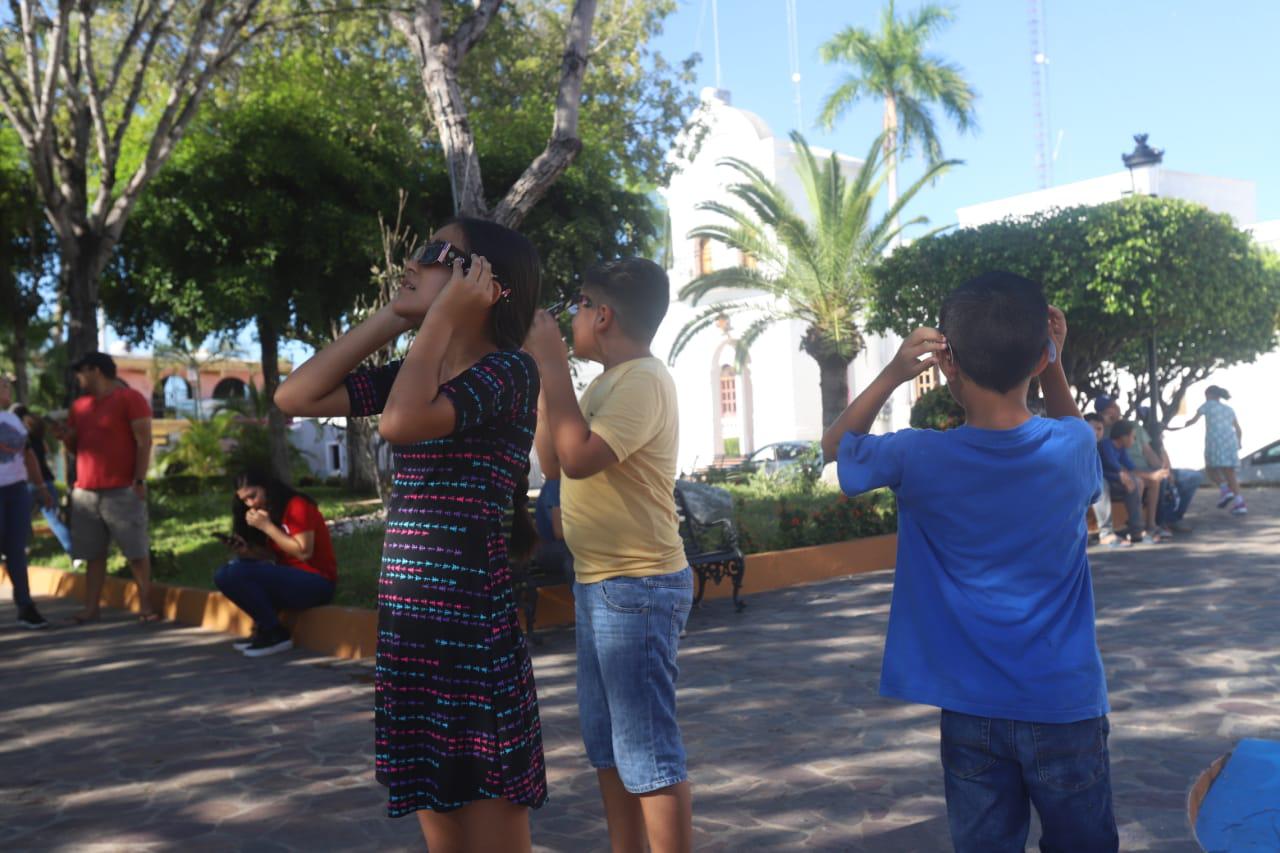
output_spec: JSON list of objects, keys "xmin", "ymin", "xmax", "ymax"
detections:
[{"xmin": 211, "ymin": 532, "xmax": 246, "ymax": 550}]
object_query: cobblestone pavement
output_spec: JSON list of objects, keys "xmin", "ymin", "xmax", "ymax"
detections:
[{"xmin": 2, "ymin": 488, "xmax": 1277, "ymax": 851}]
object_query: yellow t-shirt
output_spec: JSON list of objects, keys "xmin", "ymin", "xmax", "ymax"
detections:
[{"xmin": 562, "ymin": 357, "xmax": 687, "ymax": 583}]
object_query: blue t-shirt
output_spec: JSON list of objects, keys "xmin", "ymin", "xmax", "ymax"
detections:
[
  {"xmin": 1098, "ymin": 439, "xmax": 1134, "ymax": 484},
  {"xmin": 837, "ymin": 417, "xmax": 1108, "ymax": 723},
  {"xmin": 534, "ymin": 478, "xmax": 560, "ymax": 542}
]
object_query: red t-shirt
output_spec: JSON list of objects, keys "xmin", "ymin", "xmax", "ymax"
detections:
[
  {"xmin": 69, "ymin": 385, "xmax": 152, "ymax": 490},
  {"xmin": 272, "ymin": 496, "xmax": 338, "ymax": 583}
]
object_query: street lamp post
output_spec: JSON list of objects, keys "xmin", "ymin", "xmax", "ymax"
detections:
[{"xmin": 1123, "ymin": 133, "xmax": 1165, "ymax": 449}]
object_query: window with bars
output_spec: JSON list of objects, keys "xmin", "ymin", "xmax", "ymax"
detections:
[
  {"xmin": 914, "ymin": 366, "xmax": 939, "ymax": 399},
  {"xmin": 719, "ymin": 365, "xmax": 737, "ymax": 415},
  {"xmin": 695, "ymin": 237, "xmax": 714, "ymax": 276}
]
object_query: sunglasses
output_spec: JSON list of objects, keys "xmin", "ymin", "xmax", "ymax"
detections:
[
  {"xmin": 547, "ymin": 292, "xmax": 593, "ymax": 317},
  {"xmin": 409, "ymin": 241, "xmax": 511, "ymax": 300},
  {"xmin": 412, "ymin": 240, "xmax": 470, "ymax": 271}
]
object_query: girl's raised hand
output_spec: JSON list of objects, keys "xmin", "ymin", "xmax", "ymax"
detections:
[{"xmin": 430, "ymin": 255, "xmax": 500, "ymax": 323}]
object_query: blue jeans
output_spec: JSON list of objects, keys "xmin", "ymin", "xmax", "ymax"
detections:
[
  {"xmin": 940, "ymin": 710, "xmax": 1118, "ymax": 853},
  {"xmin": 1158, "ymin": 468, "xmax": 1203, "ymax": 525},
  {"xmin": 213, "ymin": 559, "xmax": 335, "ymax": 631},
  {"xmin": 1, "ymin": 481, "xmax": 33, "ymax": 609},
  {"xmin": 574, "ymin": 567, "xmax": 693, "ymax": 794},
  {"xmin": 30, "ymin": 482, "xmax": 72, "ymax": 553}
]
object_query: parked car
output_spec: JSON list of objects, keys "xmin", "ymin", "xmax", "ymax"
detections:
[
  {"xmin": 1239, "ymin": 439, "xmax": 1280, "ymax": 485},
  {"xmin": 743, "ymin": 441, "xmax": 819, "ymax": 477}
]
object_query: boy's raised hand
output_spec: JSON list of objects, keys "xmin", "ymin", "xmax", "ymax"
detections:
[
  {"xmin": 887, "ymin": 327, "xmax": 947, "ymax": 385},
  {"xmin": 524, "ymin": 309, "xmax": 569, "ymax": 365},
  {"xmin": 1047, "ymin": 305, "xmax": 1068, "ymax": 356}
]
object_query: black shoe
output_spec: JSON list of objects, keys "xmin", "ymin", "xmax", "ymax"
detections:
[
  {"xmin": 17, "ymin": 604, "xmax": 49, "ymax": 630},
  {"xmin": 242, "ymin": 625, "xmax": 292, "ymax": 658},
  {"xmin": 232, "ymin": 631, "xmax": 257, "ymax": 651}
]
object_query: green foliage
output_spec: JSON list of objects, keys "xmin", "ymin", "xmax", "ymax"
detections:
[
  {"xmin": 871, "ymin": 196, "xmax": 1280, "ymax": 422},
  {"xmin": 818, "ymin": 0, "xmax": 977, "ymax": 162},
  {"xmin": 774, "ymin": 491, "xmax": 898, "ymax": 551},
  {"xmin": 106, "ymin": 39, "xmax": 424, "ymax": 346},
  {"xmin": 158, "ymin": 410, "xmax": 306, "ymax": 480},
  {"xmin": 909, "ymin": 385, "xmax": 964, "ymax": 430},
  {"xmin": 158, "ymin": 412, "xmax": 240, "ymax": 476}
]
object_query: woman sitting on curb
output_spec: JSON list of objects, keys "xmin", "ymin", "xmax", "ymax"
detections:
[{"xmin": 214, "ymin": 469, "xmax": 337, "ymax": 657}]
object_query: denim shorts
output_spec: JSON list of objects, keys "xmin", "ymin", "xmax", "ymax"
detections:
[{"xmin": 574, "ymin": 567, "xmax": 693, "ymax": 794}]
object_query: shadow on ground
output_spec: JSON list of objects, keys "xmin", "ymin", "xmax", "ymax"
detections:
[{"xmin": 1, "ymin": 488, "xmax": 1276, "ymax": 851}]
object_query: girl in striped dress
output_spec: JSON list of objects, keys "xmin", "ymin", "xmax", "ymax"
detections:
[{"xmin": 276, "ymin": 218, "xmax": 545, "ymax": 849}]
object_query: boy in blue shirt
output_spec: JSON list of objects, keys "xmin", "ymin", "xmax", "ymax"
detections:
[
  {"xmin": 1099, "ymin": 420, "xmax": 1147, "ymax": 545},
  {"xmin": 821, "ymin": 272, "xmax": 1117, "ymax": 853}
]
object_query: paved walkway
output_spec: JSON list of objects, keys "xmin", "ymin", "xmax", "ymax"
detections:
[{"xmin": 2, "ymin": 489, "xmax": 1278, "ymax": 851}]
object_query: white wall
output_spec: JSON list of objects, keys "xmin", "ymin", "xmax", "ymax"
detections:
[{"xmin": 958, "ymin": 167, "xmax": 1258, "ymax": 228}]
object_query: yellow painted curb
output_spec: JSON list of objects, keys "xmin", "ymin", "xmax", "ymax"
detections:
[
  {"xmin": 1, "ymin": 563, "xmax": 377, "ymax": 660},
  {"xmin": 517, "ymin": 534, "xmax": 899, "ymax": 631},
  {"xmin": 4, "ymin": 534, "xmax": 897, "ymax": 657}
]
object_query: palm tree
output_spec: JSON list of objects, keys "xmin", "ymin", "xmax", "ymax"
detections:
[
  {"xmin": 668, "ymin": 131, "xmax": 954, "ymax": 427},
  {"xmin": 818, "ymin": 1, "xmax": 976, "ymax": 224}
]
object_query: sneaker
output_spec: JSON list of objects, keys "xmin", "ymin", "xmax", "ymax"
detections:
[
  {"xmin": 1108, "ymin": 538, "xmax": 1134, "ymax": 549},
  {"xmin": 232, "ymin": 632, "xmax": 257, "ymax": 651},
  {"xmin": 17, "ymin": 604, "xmax": 49, "ymax": 630},
  {"xmin": 1216, "ymin": 490, "xmax": 1237, "ymax": 508},
  {"xmin": 1156, "ymin": 526, "xmax": 1174, "ymax": 538},
  {"xmin": 1231, "ymin": 502, "xmax": 1248, "ymax": 516},
  {"xmin": 242, "ymin": 626, "xmax": 292, "ymax": 658}
]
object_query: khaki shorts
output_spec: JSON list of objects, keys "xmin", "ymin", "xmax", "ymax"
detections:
[{"xmin": 70, "ymin": 487, "xmax": 151, "ymax": 561}]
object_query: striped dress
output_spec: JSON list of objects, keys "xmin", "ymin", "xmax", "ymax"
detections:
[{"xmin": 344, "ymin": 350, "xmax": 546, "ymax": 817}]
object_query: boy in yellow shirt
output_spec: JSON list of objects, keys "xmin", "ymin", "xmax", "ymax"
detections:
[{"xmin": 525, "ymin": 258, "xmax": 692, "ymax": 853}]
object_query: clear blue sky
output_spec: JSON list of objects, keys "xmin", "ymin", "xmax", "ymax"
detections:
[{"xmin": 652, "ymin": 0, "xmax": 1280, "ymax": 230}]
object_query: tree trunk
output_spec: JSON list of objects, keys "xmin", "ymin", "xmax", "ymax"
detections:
[
  {"xmin": 883, "ymin": 93, "xmax": 900, "ymax": 240},
  {"xmin": 394, "ymin": 0, "xmax": 599, "ymax": 225},
  {"xmin": 345, "ymin": 417, "xmax": 380, "ymax": 494},
  {"xmin": 11, "ymin": 315, "xmax": 29, "ymax": 404},
  {"xmin": 63, "ymin": 235, "xmax": 106, "ymax": 365},
  {"xmin": 255, "ymin": 314, "xmax": 291, "ymax": 483},
  {"xmin": 816, "ymin": 356, "xmax": 852, "ymax": 429}
]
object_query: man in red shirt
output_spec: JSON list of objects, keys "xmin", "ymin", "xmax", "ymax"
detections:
[{"xmin": 56, "ymin": 352, "xmax": 159, "ymax": 623}]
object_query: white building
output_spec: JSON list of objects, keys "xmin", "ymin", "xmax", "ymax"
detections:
[
  {"xmin": 955, "ymin": 157, "xmax": 1280, "ymax": 469},
  {"xmin": 652, "ymin": 89, "xmax": 911, "ymax": 476}
]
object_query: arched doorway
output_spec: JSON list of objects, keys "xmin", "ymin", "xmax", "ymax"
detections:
[
  {"xmin": 212, "ymin": 377, "xmax": 248, "ymax": 400},
  {"xmin": 152, "ymin": 374, "xmax": 193, "ymax": 418}
]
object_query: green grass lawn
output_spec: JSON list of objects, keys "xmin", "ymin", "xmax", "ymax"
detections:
[
  {"xmin": 28, "ymin": 481, "xmax": 897, "ymax": 612},
  {"xmin": 29, "ymin": 485, "xmax": 388, "ymax": 609}
]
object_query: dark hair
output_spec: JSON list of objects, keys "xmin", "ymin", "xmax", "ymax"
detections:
[
  {"xmin": 1206, "ymin": 385, "xmax": 1231, "ymax": 401},
  {"xmin": 583, "ymin": 257, "xmax": 670, "ymax": 344},
  {"xmin": 231, "ymin": 469, "xmax": 318, "ymax": 547},
  {"xmin": 939, "ymin": 271, "xmax": 1049, "ymax": 393},
  {"xmin": 1084, "ymin": 412, "xmax": 1104, "ymax": 425},
  {"xmin": 12, "ymin": 405, "xmax": 43, "ymax": 442},
  {"xmin": 441, "ymin": 217, "xmax": 541, "ymax": 562},
  {"xmin": 1111, "ymin": 420, "xmax": 1135, "ymax": 440},
  {"xmin": 71, "ymin": 351, "xmax": 118, "ymax": 379}
]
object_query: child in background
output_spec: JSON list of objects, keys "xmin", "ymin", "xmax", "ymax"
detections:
[
  {"xmin": 275, "ymin": 219, "xmax": 546, "ymax": 851},
  {"xmin": 1100, "ymin": 421, "xmax": 1152, "ymax": 545},
  {"xmin": 821, "ymin": 272, "xmax": 1116, "ymax": 853},
  {"xmin": 525, "ymin": 258, "xmax": 693, "ymax": 853},
  {"xmin": 1172, "ymin": 385, "xmax": 1246, "ymax": 516},
  {"xmin": 1084, "ymin": 413, "xmax": 1117, "ymax": 546}
]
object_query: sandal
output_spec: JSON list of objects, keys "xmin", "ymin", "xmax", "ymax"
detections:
[
  {"xmin": 137, "ymin": 610, "xmax": 163, "ymax": 624},
  {"xmin": 70, "ymin": 611, "xmax": 101, "ymax": 625}
]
